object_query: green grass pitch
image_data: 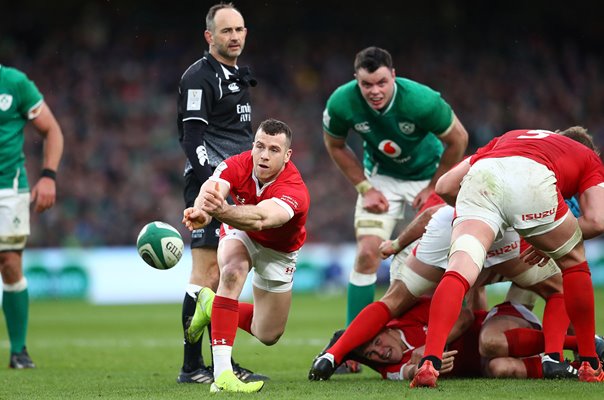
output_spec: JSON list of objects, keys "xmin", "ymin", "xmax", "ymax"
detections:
[{"xmin": 1, "ymin": 288, "xmax": 604, "ymax": 399}]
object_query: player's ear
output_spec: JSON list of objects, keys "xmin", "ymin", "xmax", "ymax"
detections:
[
  {"xmin": 204, "ymin": 30, "xmax": 212, "ymax": 45},
  {"xmin": 284, "ymin": 148, "xmax": 292, "ymax": 163}
]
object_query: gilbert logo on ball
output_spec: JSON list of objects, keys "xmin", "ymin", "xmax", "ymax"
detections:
[{"xmin": 136, "ymin": 221, "xmax": 184, "ymax": 270}]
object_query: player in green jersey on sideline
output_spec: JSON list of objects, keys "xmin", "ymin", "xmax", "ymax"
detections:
[
  {"xmin": 322, "ymin": 47, "xmax": 468, "ymax": 372},
  {"xmin": 0, "ymin": 64, "xmax": 64, "ymax": 368}
]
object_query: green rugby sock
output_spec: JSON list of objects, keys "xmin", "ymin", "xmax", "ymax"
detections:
[
  {"xmin": 346, "ymin": 282, "xmax": 375, "ymax": 326},
  {"xmin": 3, "ymin": 287, "xmax": 29, "ymax": 354}
]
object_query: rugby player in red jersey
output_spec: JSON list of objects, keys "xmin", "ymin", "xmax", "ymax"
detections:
[
  {"xmin": 182, "ymin": 118, "xmax": 310, "ymax": 393},
  {"xmin": 412, "ymin": 127, "xmax": 604, "ymax": 387}
]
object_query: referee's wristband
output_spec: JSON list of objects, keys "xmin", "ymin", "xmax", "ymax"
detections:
[
  {"xmin": 354, "ymin": 180, "xmax": 373, "ymax": 195},
  {"xmin": 41, "ymin": 168, "xmax": 57, "ymax": 181}
]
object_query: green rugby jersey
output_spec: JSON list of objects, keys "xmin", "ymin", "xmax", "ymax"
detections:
[
  {"xmin": 0, "ymin": 65, "xmax": 43, "ymax": 191},
  {"xmin": 323, "ymin": 77, "xmax": 453, "ymax": 181}
]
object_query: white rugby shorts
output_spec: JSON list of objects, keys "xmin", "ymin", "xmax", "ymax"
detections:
[
  {"xmin": 414, "ymin": 205, "xmax": 520, "ymax": 270},
  {"xmin": 354, "ymin": 174, "xmax": 429, "ymax": 239},
  {"xmin": 0, "ymin": 189, "xmax": 30, "ymax": 251},
  {"xmin": 219, "ymin": 225, "xmax": 298, "ymax": 293},
  {"xmin": 455, "ymin": 156, "xmax": 564, "ymax": 239}
]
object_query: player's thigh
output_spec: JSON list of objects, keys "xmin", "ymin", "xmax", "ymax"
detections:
[
  {"xmin": 523, "ymin": 214, "xmax": 586, "ymax": 268},
  {"xmin": 380, "ymin": 279, "xmax": 420, "ymax": 317},
  {"xmin": 480, "ymin": 315, "xmax": 534, "ymax": 357},
  {"xmin": 390, "ymin": 253, "xmax": 441, "ymax": 300}
]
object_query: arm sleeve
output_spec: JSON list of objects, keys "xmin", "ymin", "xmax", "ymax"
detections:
[{"xmin": 181, "ymin": 119, "xmax": 213, "ymax": 182}]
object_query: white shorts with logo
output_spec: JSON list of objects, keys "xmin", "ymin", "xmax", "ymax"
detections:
[
  {"xmin": 455, "ymin": 156, "xmax": 564, "ymax": 239},
  {"xmin": 219, "ymin": 226, "xmax": 298, "ymax": 293},
  {"xmin": 413, "ymin": 205, "xmax": 520, "ymax": 271},
  {"xmin": 0, "ymin": 189, "xmax": 30, "ymax": 251},
  {"xmin": 354, "ymin": 174, "xmax": 430, "ymax": 239}
]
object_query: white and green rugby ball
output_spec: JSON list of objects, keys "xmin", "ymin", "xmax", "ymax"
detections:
[{"xmin": 136, "ymin": 221, "xmax": 184, "ymax": 270}]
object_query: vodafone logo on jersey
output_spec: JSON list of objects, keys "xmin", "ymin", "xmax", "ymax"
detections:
[{"xmin": 378, "ymin": 140, "xmax": 402, "ymax": 158}]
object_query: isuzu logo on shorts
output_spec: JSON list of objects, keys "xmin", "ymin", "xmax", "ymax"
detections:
[
  {"xmin": 521, "ymin": 207, "xmax": 557, "ymax": 221},
  {"xmin": 487, "ymin": 241, "xmax": 519, "ymax": 258}
]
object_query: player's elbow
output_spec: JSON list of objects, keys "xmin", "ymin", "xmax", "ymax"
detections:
[
  {"xmin": 582, "ymin": 214, "xmax": 604, "ymax": 238},
  {"xmin": 435, "ymin": 178, "xmax": 457, "ymax": 206}
]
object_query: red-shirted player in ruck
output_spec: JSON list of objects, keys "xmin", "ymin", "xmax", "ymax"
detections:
[
  {"xmin": 411, "ymin": 127, "xmax": 604, "ymax": 387},
  {"xmin": 182, "ymin": 118, "xmax": 310, "ymax": 393}
]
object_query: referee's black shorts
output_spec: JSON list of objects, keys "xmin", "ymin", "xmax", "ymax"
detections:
[{"xmin": 183, "ymin": 172, "xmax": 221, "ymax": 249}]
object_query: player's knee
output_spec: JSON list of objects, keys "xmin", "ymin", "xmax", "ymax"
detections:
[
  {"xmin": 256, "ymin": 329, "xmax": 284, "ymax": 346},
  {"xmin": 355, "ymin": 243, "xmax": 381, "ymax": 272},
  {"xmin": 219, "ymin": 263, "xmax": 248, "ymax": 286},
  {"xmin": 485, "ymin": 358, "xmax": 515, "ymax": 378},
  {"xmin": 479, "ymin": 331, "xmax": 507, "ymax": 358}
]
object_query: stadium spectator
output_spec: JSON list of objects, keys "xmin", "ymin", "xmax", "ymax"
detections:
[
  {"xmin": 412, "ymin": 127, "xmax": 604, "ymax": 387},
  {"xmin": 3, "ymin": 4, "xmax": 603, "ymax": 248},
  {"xmin": 0, "ymin": 64, "xmax": 64, "ymax": 368},
  {"xmin": 182, "ymin": 118, "xmax": 310, "ymax": 393},
  {"xmin": 321, "ymin": 46, "xmax": 468, "ymax": 362},
  {"xmin": 175, "ymin": 2, "xmax": 264, "ymax": 384}
]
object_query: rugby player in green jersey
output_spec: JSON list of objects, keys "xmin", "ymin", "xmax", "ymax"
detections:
[
  {"xmin": 322, "ymin": 47, "xmax": 468, "ymax": 371},
  {"xmin": 0, "ymin": 64, "xmax": 64, "ymax": 368}
]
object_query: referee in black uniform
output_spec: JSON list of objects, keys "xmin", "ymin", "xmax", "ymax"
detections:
[{"xmin": 176, "ymin": 2, "xmax": 265, "ymax": 384}]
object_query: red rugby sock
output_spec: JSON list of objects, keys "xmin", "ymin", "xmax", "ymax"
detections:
[
  {"xmin": 423, "ymin": 271, "xmax": 469, "ymax": 362},
  {"xmin": 211, "ymin": 296, "xmax": 239, "ymax": 347},
  {"xmin": 329, "ymin": 301, "xmax": 391, "ymax": 364}
]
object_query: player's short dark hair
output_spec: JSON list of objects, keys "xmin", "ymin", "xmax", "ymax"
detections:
[
  {"xmin": 258, "ymin": 118, "xmax": 292, "ymax": 147},
  {"xmin": 558, "ymin": 126, "xmax": 600, "ymax": 155},
  {"xmin": 206, "ymin": 2, "xmax": 240, "ymax": 32},
  {"xmin": 354, "ymin": 47, "xmax": 393, "ymax": 73}
]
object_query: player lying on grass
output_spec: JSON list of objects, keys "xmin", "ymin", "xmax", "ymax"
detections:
[
  {"xmin": 309, "ymin": 199, "xmax": 574, "ymax": 380},
  {"xmin": 313, "ymin": 294, "xmax": 604, "ymax": 381}
]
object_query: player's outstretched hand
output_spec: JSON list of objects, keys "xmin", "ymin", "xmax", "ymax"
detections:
[
  {"xmin": 201, "ymin": 182, "xmax": 227, "ymax": 216},
  {"xmin": 182, "ymin": 207, "xmax": 211, "ymax": 231}
]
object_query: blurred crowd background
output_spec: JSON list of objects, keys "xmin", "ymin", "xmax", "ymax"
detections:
[{"xmin": 3, "ymin": 1, "xmax": 603, "ymax": 247}]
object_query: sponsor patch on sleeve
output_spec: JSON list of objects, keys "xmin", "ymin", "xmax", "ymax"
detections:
[{"xmin": 186, "ymin": 89, "xmax": 202, "ymax": 111}]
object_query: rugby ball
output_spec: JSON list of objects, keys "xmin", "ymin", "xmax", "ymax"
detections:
[{"xmin": 136, "ymin": 221, "xmax": 184, "ymax": 270}]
